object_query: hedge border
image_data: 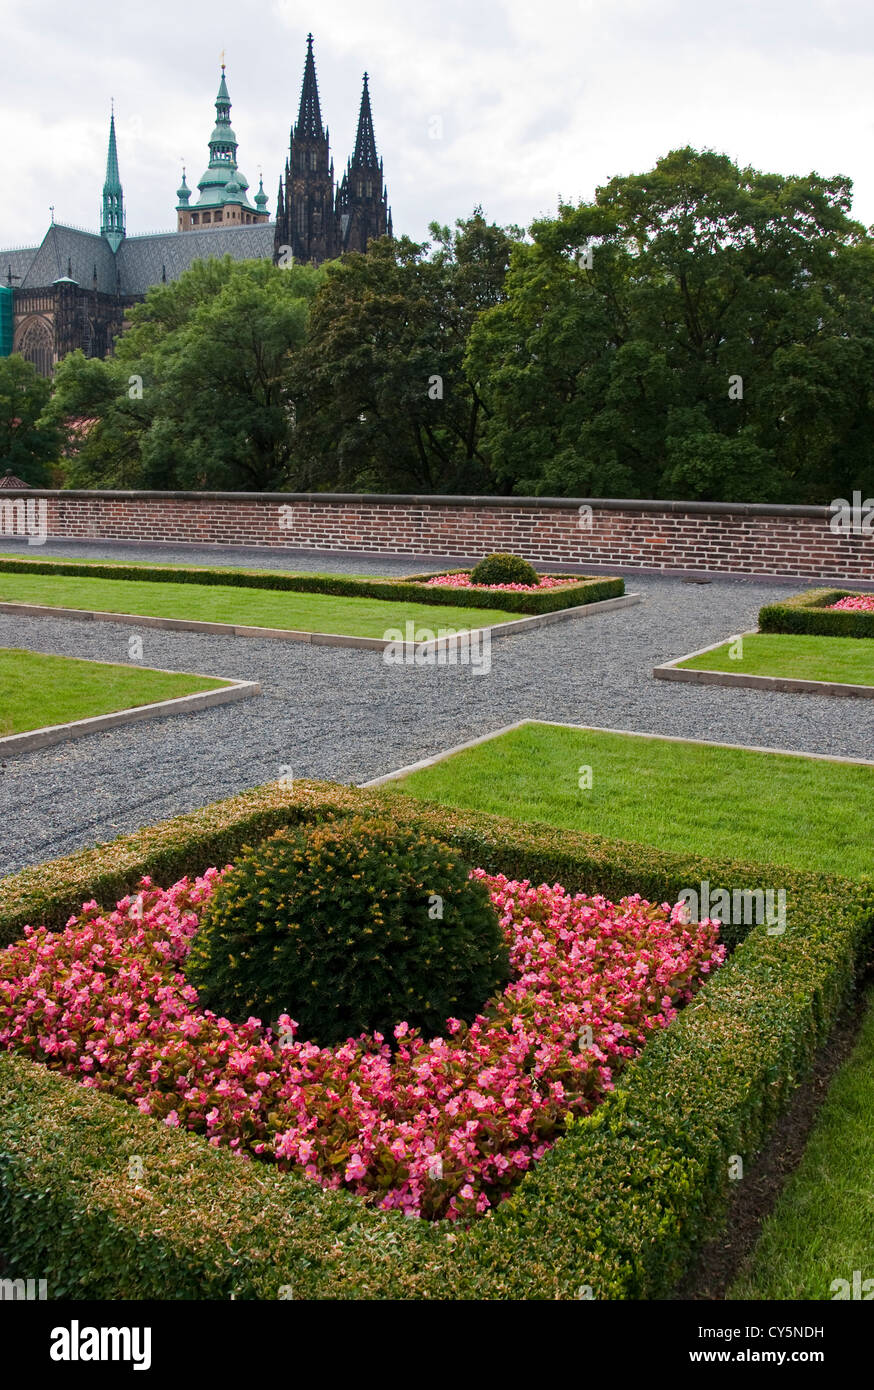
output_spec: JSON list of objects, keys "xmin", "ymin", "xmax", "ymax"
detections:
[
  {"xmin": 0, "ymin": 556, "xmax": 624, "ymax": 617},
  {"xmin": 759, "ymin": 588, "xmax": 874, "ymax": 638},
  {"xmin": 1, "ymin": 780, "xmax": 872, "ymax": 1300}
]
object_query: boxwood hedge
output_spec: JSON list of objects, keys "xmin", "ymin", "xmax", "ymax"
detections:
[
  {"xmin": 759, "ymin": 588, "xmax": 874, "ymax": 638},
  {"xmin": 1, "ymin": 781, "xmax": 871, "ymax": 1299},
  {"xmin": 0, "ymin": 556, "xmax": 624, "ymax": 617}
]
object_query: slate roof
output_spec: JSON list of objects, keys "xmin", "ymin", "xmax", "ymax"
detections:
[
  {"xmin": 116, "ymin": 223, "xmax": 275, "ymax": 296},
  {"xmin": 1, "ymin": 245, "xmax": 40, "ymax": 288},
  {"xmin": 16, "ymin": 224, "xmax": 119, "ymax": 294},
  {"xmin": 0, "ymin": 221, "xmax": 276, "ymax": 300}
]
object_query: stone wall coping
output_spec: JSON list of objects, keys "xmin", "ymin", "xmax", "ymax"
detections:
[{"xmin": 0, "ymin": 488, "xmax": 833, "ymax": 520}]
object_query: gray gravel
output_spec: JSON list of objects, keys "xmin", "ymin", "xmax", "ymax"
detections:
[{"xmin": 2, "ymin": 543, "xmax": 873, "ymax": 876}]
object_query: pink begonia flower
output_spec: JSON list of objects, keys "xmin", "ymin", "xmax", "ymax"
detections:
[{"xmin": 0, "ymin": 867, "xmax": 724, "ymax": 1224}]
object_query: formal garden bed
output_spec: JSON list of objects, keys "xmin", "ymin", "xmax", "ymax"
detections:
[
  {"xmin": 0, "ymin": 552, "xmax": 629, "ymax": 653},
  {"xmin": 0, "ymin": 647, "xmax": 252, "ymax": 751},
  {"xmin": 0, "ymin": 552, "xmax": 625, "ymax": 620},
  {"xmin": 655, "ymin": 582, "xmax": 874, "ymax": 696},
  {"xmin": 657, "ymin": 631, "xmax": 874, "ymax": 697},
  {"xmin": 1, "ymin": 774, "xmax": 871, "ymax": 1298},
  {"xmin": 759, "ymin": 588, "xmax": 874, "ymax": 638}
]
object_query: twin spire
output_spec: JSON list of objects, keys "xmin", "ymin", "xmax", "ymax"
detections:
[{"xmin": 98, "ymin": 37, "xmax": 391, "ymax": 258}]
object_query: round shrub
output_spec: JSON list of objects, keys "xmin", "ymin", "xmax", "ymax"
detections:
[
  {"xmin": 186, "ymin": 816, "xmax": 509, "ymax": 1045},
  {"xmin": 469, "ymin": 551, "xmax": 539, "ymax": 587}
]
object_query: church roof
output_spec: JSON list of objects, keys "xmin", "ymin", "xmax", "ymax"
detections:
[
  {"xmin": 1, "ymin": 221, "xmax": 276, "ymax": 299},
  {"xmin": 18, "ymin": 224, "xmax": 118, "ymax": 294},
  {"xmin": 1, "ymin": 245, "xmax": 40, "ymax": 287},
  {"xmin": 115, "ymin": 222, "xmax": 275, "ymax": 295}
]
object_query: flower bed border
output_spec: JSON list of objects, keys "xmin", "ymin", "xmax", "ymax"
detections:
[
  {"xmin": 0, "ymin": 555, "xmax": 625, "ymax": 617},
  {"xmin": 759, "ymin": 588, "xmax": 874, "ymax": 639},
  {"xmin": 653, "ymin": 630, "xmax": 874, "ymax": 700},
  {"xmin": 0, "ymin": 780, "xmax": 872, "ymax": 1300},
  {"xmin": 0, "ymin": 657, "xmax": 258, "ymax": 755}
]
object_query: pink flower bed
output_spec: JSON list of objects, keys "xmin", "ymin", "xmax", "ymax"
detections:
[
  {"xmin": 829, "ymin": 594, "xmax": 874, "ymax": 612},
  {"xmin": 0, "ymin": 869, "xmax": 724, "ymax": 1221},
  {"xmin": 425, "ymin": 572, "xmax": 572, "ymax": 593}
]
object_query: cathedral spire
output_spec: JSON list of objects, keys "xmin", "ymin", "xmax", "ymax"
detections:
[
  {"xmin": 351, "ymin": 72, "xmax": 379, "ymax": 169},
  {"xmin": 101, "ymin": 107, "xmax": 125, "ymax": 253},
  {"xmin": 295, "ymin": 33, "xmax": 324, "ymax": 139}
]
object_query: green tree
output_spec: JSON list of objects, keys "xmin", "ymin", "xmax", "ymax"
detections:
[
  {"xmin": 468, "ymin": 148, "xmax": 874, "ymax": 502},
  {"xmin": 0, "ymin": 355, "xmax": 60, "ymax": 483},
  {"xmin": 51, "ymin": 257, "xmax": 322, "ymax": 489},
  {"xmin": 294, "ymin": 211, "xmax": 523, "ymax": 493}
]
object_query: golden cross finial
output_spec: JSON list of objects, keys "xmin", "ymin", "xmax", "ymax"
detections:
[{"xmin": 220, "ymin": 48, "xmax": 226, "ymax": 69}]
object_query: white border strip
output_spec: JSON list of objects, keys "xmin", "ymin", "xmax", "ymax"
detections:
[
  {"xmin": 0, "ymin": 592, "xmax": 643, "ymax": 652},
  {"xmin": 654, "ymin": 631, "xmax": 874, "ymax": 701},
  {"xmin": 360, "ymin": 716, "xmax": 874, "ymax": 786},
  {"xmin": 0, "ymin": 655, "xmax": 260, "ymax": 754}
]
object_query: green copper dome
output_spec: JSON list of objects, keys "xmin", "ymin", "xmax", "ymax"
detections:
[{"xmin": 194, "ymin": 66, "xmax": 259, "ymax": 211}]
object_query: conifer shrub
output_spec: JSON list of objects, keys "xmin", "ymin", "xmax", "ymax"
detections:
[
  {"xmin": 469, "ymin": 552, "xmax": 539, "ymax": 587},
  {"xmin": 185, "ymin": 816, "xmax": 509, "ymax": 1045}
]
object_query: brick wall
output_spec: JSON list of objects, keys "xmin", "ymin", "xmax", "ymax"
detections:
[{"xmin": 5, "ymin": 490, "xmax": 874, "ymax": 581}]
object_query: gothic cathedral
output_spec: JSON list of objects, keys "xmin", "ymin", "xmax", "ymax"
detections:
[
  {"xmin": 273, "ymin": 34, "xmax": 392, "ymax": 265},
  {"xmin": 1, "ymin": 34, "xmax": 393, "ymax": 377}
]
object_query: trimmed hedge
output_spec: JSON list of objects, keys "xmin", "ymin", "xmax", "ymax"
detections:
[
  {"xmin": 0, "ymin": 555, "xmax": 624, "ymax": 617},
  {"xmin": 759, "ymin": 588, "xmax": 874, "ymax": 638},
  {"xmin": 1, "ymin": 781, "xmax": 872, "ymax": 1298}
]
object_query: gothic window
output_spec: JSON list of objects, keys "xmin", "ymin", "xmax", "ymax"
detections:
[
  {"xmin": 16, "ymin": 316, "xmax": 53, "ymax": 378},
  {"xmin": 297, "ymin": 202, "xmax": 306, "ymax": 237},
  {"xmin": 310, "ymin": 150, "xmax": 317, "ymax": 171},
  {"xmin": 366, "ymin": 181, "xmax": 372, "ymax": 197}
]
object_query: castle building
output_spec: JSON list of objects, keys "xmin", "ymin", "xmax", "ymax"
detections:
[{"xmin": 0, "ymin": 36, "xmax": 392, "ymax": 377}]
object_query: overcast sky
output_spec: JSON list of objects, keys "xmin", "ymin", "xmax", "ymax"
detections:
[{"xmin": 3, "ymin": 0, "xmax": 873, "ymax": 252}]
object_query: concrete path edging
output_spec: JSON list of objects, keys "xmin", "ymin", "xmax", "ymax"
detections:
[
  {"xmin": 654, "ymin": 632, "xmax": 874, "ymax": 701},
  {"xmin": 0, "ymin": 592, "xmax": 643, "ymax": 654},
  {"xmin": 359, "ymin": 716, "xmax": 874, "ymax": 787},
  {"xmin": 0, "ymin": 665, "xmax": 260, "ymax": 755}
]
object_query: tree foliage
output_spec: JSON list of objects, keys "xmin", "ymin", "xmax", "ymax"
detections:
[
  {"xmin": 40, "ymin": 155, "xmax": 874, "ymax": 502},
  {"xmin": 0, "ymin": 356, "xmax": 59, "ymax": 482},
  {"xmin": 51, "ymin": 257, "xmax": 322, "ymax": 489},
  {"xmin": 467, "ymin": 148, "xmax": 874, "ymax": 502}
]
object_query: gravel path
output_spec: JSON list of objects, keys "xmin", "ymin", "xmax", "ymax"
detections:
[{"xmin": 2, "ymin": 542, "xmax": 873, "ymax": 875}]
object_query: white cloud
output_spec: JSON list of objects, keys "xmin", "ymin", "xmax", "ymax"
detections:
[{"xmin": 2, "ymin": 0, "xmax": 873, "ymax": 256}]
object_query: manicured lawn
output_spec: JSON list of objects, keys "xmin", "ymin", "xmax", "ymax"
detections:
[
  {"xmin": 396, "ymin": 720, "xmax": 874, "ymax": 878},
  {"xmin": 728, "ymin": 987, "xmax": 874, "ymax": 1301},
  {"xmin": 677, "ymin": 632, "xmax": 874, "ymax": 686},
  {"xmin": 0, "ymin": 648, "xmax": 229, "ymax": 736},
  {"xmin": 0, "ymin": 572, "xmax": 518, "ymax": 637}
]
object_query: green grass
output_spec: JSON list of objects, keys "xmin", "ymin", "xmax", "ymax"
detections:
[
  {"xmin": 0, "ymin": 571, "xmax": 518, "ymax": 637},
  {"xmin": 0, "ymin": 648, "xmax": 229, "ymax": 736},
  {"xmin": 728, "ymin": 986, "xmax": 874, "ymax": 1300},
  {"xmin": 677, "ymin": 632, "xmax": 874, "ymax": 686},
  {"xmin": 397, "ymin": 721, "xmax": 873, "ymax": 879},
  {"xmin": 0, "ymin": 554, "xmax": 387, "ymax": 583}
]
